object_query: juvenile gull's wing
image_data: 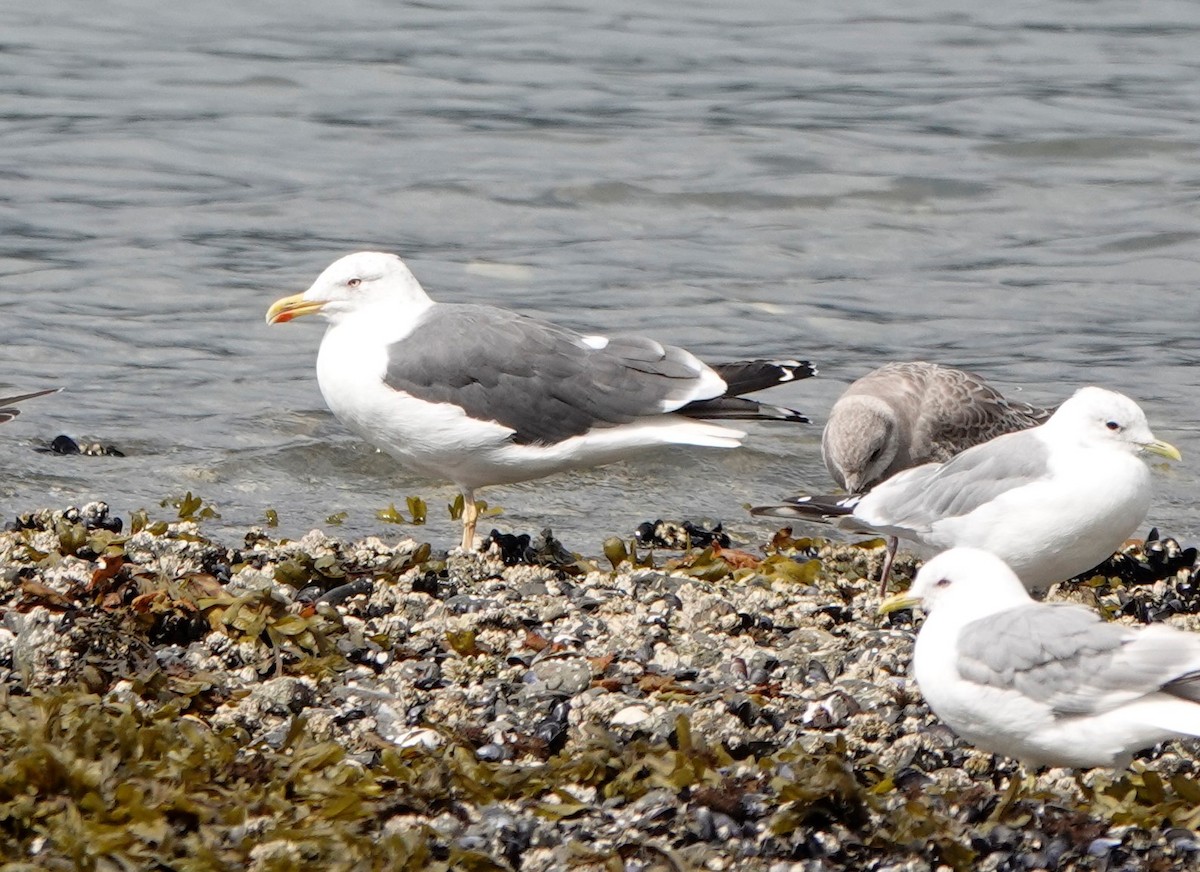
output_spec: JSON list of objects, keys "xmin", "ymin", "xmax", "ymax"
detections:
[
  {"xmin": 916, "ymin": 366, "xmax": 1053, "ymax": 457},
  {"xmin": 383, "ymin": 304, "xmax": 724, "ymax": 446},
  {"xmin": 821, "ymin": 362, "xmax": 1052, "ymax": 494}
]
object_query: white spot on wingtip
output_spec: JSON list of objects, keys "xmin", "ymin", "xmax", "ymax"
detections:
[
  {"xmin": 580, "ymin": 335, "xmax": 609, "ymax": 350},
  {"xmin": 771, "ymin": 360, "xmax": 816, "ymax": 382}
]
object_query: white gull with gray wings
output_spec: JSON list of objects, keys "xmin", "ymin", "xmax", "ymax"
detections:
[
  {"xmin": 881, "ymin": 548, "xmax": 1200, "ymax": 768},
  {"xmin": 267, "ymin": 251, "xmax": 814, "ymax": 550},
  {"xmin": 754, "ymin": 387, "xmax": 1180, "ymax": 593}
]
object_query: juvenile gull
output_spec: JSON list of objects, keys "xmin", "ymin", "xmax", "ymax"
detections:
[
  {"xmin": 267, "ymin": 251, "xmax": 815, "ymax": 550},
  {"xmin": 753, "ymin": 387, "xmax": 1180, "ymax": 593},
  {"xmin": 880, "ymin": 547, "xmax": 1200, "ymax": 768},
  {"xmin": 823, "ymin": 361, "xmax": 1052, "ymax": 495},
  {"xmin": 0, "ymin": 389, "xmax": 60, "ymax": 424},
  {"xmin": 821, "ymin": 362, "xmax": 1052, "ymax": 587}
]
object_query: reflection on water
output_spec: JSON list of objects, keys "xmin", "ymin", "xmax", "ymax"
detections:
[{"xmin": 2, "ymin": 0, "xmax": 1198, "ymax": 548}]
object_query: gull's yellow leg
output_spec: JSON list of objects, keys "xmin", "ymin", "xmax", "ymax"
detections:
[{"xmin": 460, "ymin": 489, "xmax": 478, "ymax": 551}]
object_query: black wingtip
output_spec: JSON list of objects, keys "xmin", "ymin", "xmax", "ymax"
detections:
[
  {"xmin": 711, "ymin": 359, "xmax": 818, "ymax": 396},
  {"xmin": 746, "ymin": 359, "xmax": 818, "ymax": 383},
  {"xmin": 749, "ymin": 494, "xmax": 857, "ymax": 519},
  {"xmin": 680, "ymin": 397, "xmax": 809, "ymax": 424},
  {"xmin": 0, "ymin": 388, "xmax": 62, "ymax": 422},
  {"xmin": 760, "ymin": 403, "xmax": 810, "ymax": 424},
  {"xmin": 775, "ymin": 359, "xmax": 818, "ymax": 382},
  {"xmin": 0, "ymin": 387, "xmax": 62, "ymax": 407}
]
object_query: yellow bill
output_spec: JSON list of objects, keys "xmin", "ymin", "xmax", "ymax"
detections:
[
  {"xmin": 1142, "ymin": 439, "xmax": 1182, "ymax": 462},
  {"xmin": 266, "ymin": 293, "xmax": 326, "ymax": 324},
  {"xmin": 878, "ymin": 592, "xmax": 921, "ymax": 615}
]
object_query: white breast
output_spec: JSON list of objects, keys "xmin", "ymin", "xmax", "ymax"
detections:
[{"xmin": 314, "ymin": 315, "xmax": 517, "ymax": 485}]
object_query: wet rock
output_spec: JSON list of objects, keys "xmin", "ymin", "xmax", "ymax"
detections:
[
  {"xmin": 481, "ymin": 527, "xmax": 580, "ymax": 571},
  {"xmin": 1082, "ymin": 528, "xmax": 1199, "ymax": 587},
  {"xmin": 635, "ymin": 518, "xmax": 731, "ymax": 549},
  {"xmin": 528, "ymin": 656, "xmax": 593, "ymax": 695},
  {"xmin": 611, "ymin": 704, "xmax": 652, "ymax": 727},
  {"xmin": 43, "ymin": 435, "xmax": 125, "ymax": 457}
]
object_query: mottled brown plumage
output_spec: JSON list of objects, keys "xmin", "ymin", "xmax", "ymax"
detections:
[{"xmin": 823, "ymin": 362, "xmax": 1052, "ymax": 495}]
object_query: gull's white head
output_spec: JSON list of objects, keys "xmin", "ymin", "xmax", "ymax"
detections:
[
  {"xmin": 1042, "ymin": 386, "xmax": 1181, "ymax": 461},
  {"xmin": 880, "ymin": 547, "xmax": 1032, "ymax": 620},
  {"xmin": 266, "ymin": 252, "xmax": 433, "ymax": 325}
]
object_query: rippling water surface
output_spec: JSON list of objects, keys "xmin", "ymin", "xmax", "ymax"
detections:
[{"xmin": 3, "ymin": 0, "xmax": 1198, "ymax": 548}]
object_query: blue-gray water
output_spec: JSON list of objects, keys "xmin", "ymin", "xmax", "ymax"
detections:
[{"xmin": 2, "ymin": 0, "xmax": 1198, "ymax": 549}]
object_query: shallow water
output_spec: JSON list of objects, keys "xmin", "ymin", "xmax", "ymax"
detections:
[{"xmin": 2, "ymin": 0, "xmax": 1198, "ymax": 550}]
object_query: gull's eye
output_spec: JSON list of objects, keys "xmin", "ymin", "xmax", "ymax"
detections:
[
  {"xmin": 348, "ymin": 277, "xmax": 362, "ymax": 288},
  {"xmin": 934, "ymin": 577, "xmax": 951, "ymax": 588},
  {"xmin": 1105, "ymin": 420, "xmax": 1120, "ymax": 431}
]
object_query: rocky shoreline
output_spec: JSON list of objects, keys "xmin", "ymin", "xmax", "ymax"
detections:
[{"xmin": 2, "ymin": 502, "xmax": 1200, "ymax": 871}]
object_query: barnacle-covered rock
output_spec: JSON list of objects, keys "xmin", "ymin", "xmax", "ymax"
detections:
[
  {"xmin": 479, "ymin": 527, "xmax": 588, "ymax": 574},
  {"xmin": 634, "ymin": 518, "xmax": 731, "ymax": 549},
  {"xmin": 4, "ymin": 504, "xmax": 1200, "ymax": 869}
]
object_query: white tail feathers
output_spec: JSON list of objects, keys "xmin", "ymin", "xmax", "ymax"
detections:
[{"xmin": 1124, "ymin": 695, "xmax": 1200, "ymax": 738}]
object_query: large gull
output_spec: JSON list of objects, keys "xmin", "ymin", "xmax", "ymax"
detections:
[
  {"xmin": 267, "ymin": 251, "xmax": 815, "ymax": 550},
  {"xmin": 823, "ymin": 361, "xmax": 1052, "ymax": 495},
  {"xmin": 880, "ymin": 547, "xmax": 1200, "ymax": 768},
  {"xmin": 753, "ymin": 387, "xmax": 1180, "ymax": 593},
  {"xmin": 0, "ymin": 389, "xmax": 60, "ymax": 424}
]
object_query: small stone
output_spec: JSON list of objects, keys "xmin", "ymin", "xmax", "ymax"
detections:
[{"xmin": 611, "ymin": 705, "xmax": 652, "ymax": 727}]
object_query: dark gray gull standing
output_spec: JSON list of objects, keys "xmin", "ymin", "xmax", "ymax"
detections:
[
  {"xmin": 267, "ymin": 251, "xmax": 815, "ymax": 551},
  {"xmin": 753, "ymin": 387, "xmax": 1180, "ymax": 594},
  {"xmin": 881, "ymin": 547, "xmax": 1200, "ymax": 768},
  {"xmin": 823, "ymin": 361, "xmax": 1052, "ymax": 495},
  {"xmin": 0, "ymin": 389, "xmax": 61, "ymax": 424}
]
